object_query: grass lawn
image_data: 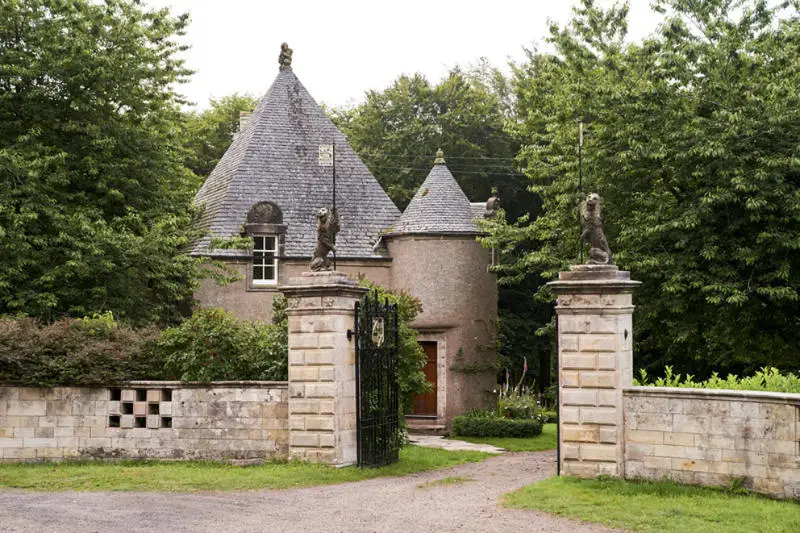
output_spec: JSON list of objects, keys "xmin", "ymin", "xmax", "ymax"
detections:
[
  {"xmin": 452, "ymin": 423, "xmax": 557, "ymax": 452},
  {"xmin": 0, "ymin": 445, "xmax": 490, "ymax": 493},
  {"xmin": 504, "ymin": 475, "xmax": 800, "ymax": 533}
]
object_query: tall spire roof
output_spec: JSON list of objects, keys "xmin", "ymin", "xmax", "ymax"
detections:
[
  {"xmin": 386, "ymin": 150, "xmax": 480, "ymax": 236},
  {"xmin": 192, "ymin": 46, "xmax": 400, "ymax": 258}
]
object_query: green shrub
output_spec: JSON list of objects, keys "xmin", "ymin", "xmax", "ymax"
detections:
[
  {"xmin": 635, "ymin": 366, "xmax": 800, "ymax": 394},
  {"xmin": 156, "ymin": 308, "xmax": 287, "ymax": 382},
  {"xmin": 0, "ymin": 313, "xmax": 164, "ymax": 387},
  {"xmin": 452, "ymin": 415, "xmax": 543, "ymax": 438},
  {"xmin": 542, "ymin": 410, "xmax": 558, "ymax": 423}
]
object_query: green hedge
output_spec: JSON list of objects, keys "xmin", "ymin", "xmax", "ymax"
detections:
[
  {"xmin": 0, "ymin": 308, "xmax": 288, "ymax": 387},
  {"xmin": 0, "ymin": 314, "xmax": 165, "ymax": 387},
  {"xmin": 452, "ymin": 416, "xmax": 543, "ymax": 438}
]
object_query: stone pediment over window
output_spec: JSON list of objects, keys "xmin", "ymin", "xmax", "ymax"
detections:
[{"xmin": 243, "ymin": 201, "xmax": 286, "ymax": 235}]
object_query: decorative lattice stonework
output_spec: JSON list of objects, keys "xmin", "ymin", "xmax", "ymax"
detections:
[{"xmin": 108, "ymin": 388, "xmax": 173, "ymax": 429}]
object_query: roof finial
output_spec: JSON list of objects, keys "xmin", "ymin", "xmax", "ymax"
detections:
[
  {"xmin": 278, "ymin": 42, "xmax": 293, "ymax": 70},
  {"xmin": 434, "ymin": 148, "xmax": 446, "ymax": 165}
]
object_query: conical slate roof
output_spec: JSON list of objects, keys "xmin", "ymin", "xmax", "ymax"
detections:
[
  {"xmin": 386, "ymin": 151, "xmax": 480, "ymax": 236},
  {"xmin": 191, "ymin": 59, "xmax": 400, "ymax": 258}
]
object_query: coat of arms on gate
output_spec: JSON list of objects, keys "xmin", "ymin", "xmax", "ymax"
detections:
[{"xmin": 371, "ymin": 317, "xmax": 385, "ymax": 346}]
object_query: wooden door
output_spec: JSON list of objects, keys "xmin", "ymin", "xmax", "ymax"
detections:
[{"xmin": 411, "ymin": 341, "xmax": 437, "ymax": 416}]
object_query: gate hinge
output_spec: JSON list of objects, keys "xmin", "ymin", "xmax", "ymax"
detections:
[{"xmin": 347, "ymin": 329, "xmax": 356, "ymax": 341}]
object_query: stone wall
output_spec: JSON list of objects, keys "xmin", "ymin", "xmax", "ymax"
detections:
[
  {"xmin": 624, "ymin": 387, "xmax": 800, "ymax": 499},
  {"xmin": 0, "ymin": 381, "xmax": 288, "ymax": 462}
]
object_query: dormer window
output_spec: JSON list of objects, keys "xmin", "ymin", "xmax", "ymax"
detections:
[{"xmin": 252, "ymin": 235, "xmax": 278, "ymax": 285}]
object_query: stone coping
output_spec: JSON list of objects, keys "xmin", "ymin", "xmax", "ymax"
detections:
[
  {"xmin": 624, "ymin": 386, "xmax": 800, "ymax": 404},
  {"xmin": 0, "ymin": 381, "xmax": 289, "ymax": 390}
]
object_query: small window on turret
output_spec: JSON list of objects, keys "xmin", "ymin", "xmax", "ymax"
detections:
[{"xmin": 253, "ymin": 235, "xmax": 278, "ymax": 284}]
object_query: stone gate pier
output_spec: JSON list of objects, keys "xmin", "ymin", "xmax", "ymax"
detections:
[
  {"xmin": 548, "ymin": 265, "xmax": 640, "ymax": 478},
  {"xmin": 280, "ymin": 272, "xmax": 367, "ymax": 465}
]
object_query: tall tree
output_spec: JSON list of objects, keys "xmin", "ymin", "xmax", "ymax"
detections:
[
  {"xmin": 485, "ymin": 0, "xmax": 800, "ymax": 377},
  {"xmin": 330, "ymin": 66, "xmax": 532, "ymax": 216},
  {"xmin": 183, "ymin": 93, "xmax": 258, "ymax": 179},
  {"xmin": 0, "ymin": 0, "xmax": 202, "ymax": 324}
]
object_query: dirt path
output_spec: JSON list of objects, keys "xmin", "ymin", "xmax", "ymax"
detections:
[{"xmin": 0, "ymin": 451, "xmax": 622, "ymax": 533}]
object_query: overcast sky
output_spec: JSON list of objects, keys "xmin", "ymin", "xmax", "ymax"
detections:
[{"xmin": 144, "ymin": 0, "xmax": 662, "ymax": 109}]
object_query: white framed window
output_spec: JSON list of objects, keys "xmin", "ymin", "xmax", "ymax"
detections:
[{"xmin": 252, "ymin": 235, "xmax": 278, "ymax": 285}]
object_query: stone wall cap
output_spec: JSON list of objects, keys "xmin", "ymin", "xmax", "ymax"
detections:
[
  {"xmin": 125, "ymin": 381, "xmax": 288, "ymax": 389},
  {"xmin": 624, "ymin": 385, "xmax": 800, "ymax": 404},
  {"xmin": 284, "ymin": 271, "xmax": 361, "ymax": 287},
  {"xmin": 547, "ymin": 279, "xmax": 642, "ymax": 293},
  {"xmin": 556, "ymin": 264, "xmax": 634, "ymax": 281}
]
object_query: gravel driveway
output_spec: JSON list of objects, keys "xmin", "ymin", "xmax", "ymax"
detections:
[{"xmin": 0, "ymin": 451, "xmax": 622, "ymax": 533}]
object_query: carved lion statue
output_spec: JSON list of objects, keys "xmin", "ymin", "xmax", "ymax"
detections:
[
  {"xmin": 580, "ymin": 193, "xmax": 613, "ymax": 265},
  {"xmin": 310, "ymin": 207, "xmax": 339, "ymax": 271}
]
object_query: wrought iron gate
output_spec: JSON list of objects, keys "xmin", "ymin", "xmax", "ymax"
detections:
[{"xmin": 353, "ymin": 291, "xmax": 400, "ymax": 467}]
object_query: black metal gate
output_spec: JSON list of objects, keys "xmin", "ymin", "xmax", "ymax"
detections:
[{"xmin": 353, "ymin": 290, "xmax": 400, "ymax": 467}]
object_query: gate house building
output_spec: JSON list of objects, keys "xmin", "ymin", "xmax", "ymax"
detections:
[{"xmin": 192, "ymin": 48, "xmax": 497, "ymax": 429}]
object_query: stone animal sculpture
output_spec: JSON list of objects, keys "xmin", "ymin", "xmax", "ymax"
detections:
[
  {"xmin": 278, "ymin": 42, "xmax": 293, "ymax": 69},
  {"xmin": 310, "ymin": 207, "xmax": 339, "ymax": 271},
  {"xmin": 580, "ymin": 193, "xmax": 613, "ymax": 265}
]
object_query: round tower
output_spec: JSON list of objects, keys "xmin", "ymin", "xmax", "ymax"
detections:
[{"xmin": 384, "ymin": 150, "xmax": 498, "ymax": 429}]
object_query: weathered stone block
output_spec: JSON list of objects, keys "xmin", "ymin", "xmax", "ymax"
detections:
[
  {"xmin": 35, "ymin": 427, "xmax": 54, "ymax": 438},
  {"xmin": 1, "ymin": 447, "xmax": 36, "ymax": 459},
  {"xmin": 663, "ymin": 432, "xmax": 694, "ymax": 447},
  {"xmin": 562, "ymin": 425, "xmax": 599, "ymax": 443},
  {"xmin": 652, "ymin": 444, "xmax": 686, "ymax": 458},
  {"xmin": 560, "ymin": 334, "xmax": 578, "ymax": 352},
  {"xmin": 289, "ymin": 349, "xmax": 305, "ymax": 365},
  {"xmin": 581, "ymin": 443, "xmax": 618, "ymax": 462},
  {"xmin": 305, "ymin": 415, "xmax": 334, "ymax": 432},
  {"xmin": 628, "ymin": 413, "xmax": 673, "ymax": 432},
  {"xmin": 7, "ymin": 400, "xmax": 46, "ymax": 417},
  {"xmin": 561, "ymin": 353, "xmax": 596, "ymax": 370},
  {"xmin": 581, "ymin": 407, "xmax": 617, "ymax": 425},
  {"xmin": 305, "ymin": 383, "xmax": 336, "ymax": 398},
  {"xmin": 146, "ymin": 390, "xmax": 161, "ymax": 403},
  {"xmin": 560, "ymin": 406, "xmax": 580, "ymax": 424},
  {"xmin": 289, "ymin": 367, "xmax": 319, "ymax": 382},
  {"xmin": 121, "ymin": 390, "xmax": 136, "ymax": 402},
  {"xmin": 579, "ymin": 371, "xmax": 616, "ymax": 388},
  {"xmin": 597, "ymin": 390, "xmax": 620, "ymax": 408},
  {"xmin": 304, "ymin": 350, "xmax": 336, "ymax": 365},
  {"xmin": 578, "ymin": 335, "xmax": 616, "ymax": 352},
  {"xmin": 289, "ymin": 432, "xmax": 319, "ymax": 447},
  {"xmin": 562, "ymin": 389, "xmax": 597, "ymax": 407},
  {"xmin": 627, "ymin": 429, "xmax": 664, "ymax": 444},
  {"xmin": 562, "ymin": 443, "xmax": 580, "ymax": 460},
  {"xmin": 19, "ymin": 388, "xmax": 53, "ymax": 401},
  {"xmin": 0, "ymin": 387, "xmax": 19, "ymax": 400},
  {"xmin": 560, "ymin": 371, "xmax": 579, "ymax": 388},
  {"xmin": 13, "ymin": 427, "xmax": 34, "ymax": 438},
  {"xmin": 596, "ymin": 354, "xmax": 617, "ymax": 370},
  {"xmin": 626, "ymin": 443, "xmax": 653, "ymax": 461}
]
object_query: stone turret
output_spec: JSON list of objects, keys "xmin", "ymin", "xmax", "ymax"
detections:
[{"xmin": 384, "ymin": 150, "xmax": 498, "ymax": 427}]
